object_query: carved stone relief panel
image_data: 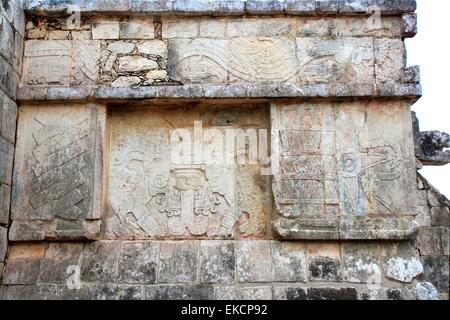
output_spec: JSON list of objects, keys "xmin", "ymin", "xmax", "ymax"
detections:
[
  {"xmin": 10, "ymin": 103, "xmax": 106, "ymax": 240},
  {"xmin": 272, "ymin": 101, "xmax": 418, "ymax": 240},
  {"xmin": 106, "ymin": 106, "xmax": 270, "ymax": 239},
  {"xmin": 167, "ymin": 37, "xmax": 377, "ymax": 85}
]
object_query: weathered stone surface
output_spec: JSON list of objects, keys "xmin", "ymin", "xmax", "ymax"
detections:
[
  {"xmin": 216, "ymin": 286, "xmax": 272, "ymax": 300},
  {"xmin": 0, "ymin": 92, "xmax": 18, "ymax": 143},
  {"xmin": 413, "ymin": 282, "xmax": 440, "ymax": 300},
  {"xmin": 0, "ymin": 137, "xmax": 13, "ymax": 185},
  {"xmin": 145, "ymin": 284, "xmax": 214, "ymax": 300},
  {"xmin": 307, "ymin": 287, "xmax": 358, "ymax": 300},
  {"xmin": 307, "ymin": 242, "xmax": 342, "ymax": 282},
  {"xmin": 421, "ymin": 256, "xmax": 449, "ymax": 293},
  {"xmin": 158, "ymin": 241, "xmax": 198, "ymax": 283},
  {"xmin": 3, "ymin": 243, "xmax": 46, "ymax": 284},
  {"xmin": 237, "ymin": 240, "xmax": 272, "ymax": 283},
  {"xmin": 39, "ymin": 243, "xmax": 83, "ymax": 283},
  {"xmin": 0, "ymin": 16, "xmax": 14, "ymax": 61},
  {"xmin": 382, "ymin": 242, "xmax": 423, "ymax": 283},
  {"xmin": 0, "ymin": 284, "xmax": 63, "ymax": 300},
  {"xmin": 80, "ymin": 242, "xmax": 120, "ymax": 282},
  {"xmin": 0, "ymin": 183, "xmax": 10, "ymax": 225},
  {"xmin": 117, "ymin": 56, "xmax": 159, "ymax": 72},
  {"xmin": 61, "ymin": 284, "xmax": 143, "ymax": 300},
  {"xmin": 0, "ymin": 55, "xmax": 18, "ymax": 98},
  {"xmin": 416, "ymin": 227, "xmax": 443, "ymax": 256},
  {"xmin": 22, "ymin": 40, "xmax": 100, "ymax": 86},
  {"xmin": 342, "ymin": 243, "xmax": 382, "ymax": 284},
  {"xmin": 441, "ymin": 227, "xmax": 449, "ymax": 256},
  {"xmin": 272, "ymin": 101, "xmax": 418, "ymax": 240},
  {"xmin": 120, "ymin": 18, "xmax": 154, "ymax": 39},
  {"xmin": 11, "ymin": 103, "xmax": 106, "ymax": 240},
  {"xmin": 273, "ymin": 286, "xmax": 307, "ymax": 300},
  {"xmin": 118, "ymin": 242, "xmax": 158, "ymax": 284},
  {"xmin": 0, "ymin": 226, "xmax": 7, "ymax": 262},
  {"xmin": 200, "ymin": 241, "xmax": 235, "ymax": 284},
  {"xmin": 92, "ymin": 20, "xmax": 120, "ymax": 40},
  {"xmin": 137, "ymin": 40, "xmax": 167, "ymax": 58},
  {"xmin": 106, "ymin": 106, "xmax": 267, "ymax": 239},
  {"xmin": 272, "ymin": 242, "xmax": 307, "ymax": 282}
]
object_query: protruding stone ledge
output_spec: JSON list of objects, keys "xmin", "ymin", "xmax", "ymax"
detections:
[
  {"xmin": 24, "ymin": 0, "xmax": 417, "ymax": 16},
  {"xmin": 17, "ymin": 83, "xmax": 422, "ymax": 102}
]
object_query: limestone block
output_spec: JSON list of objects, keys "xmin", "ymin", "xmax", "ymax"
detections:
[
  {"xmin": 145, "ymin": 285, "xmax": 214, "ymax": 300},
  {"xmin": 200, "ymin": 241, "xmax": 235, "ymax": 284},
  {"xmin": 271, "ymin": 101, "xmax": 418, "ymax": 240},
  {"xmin": 0, "ymin": 183, "xmax": 11, "ymax": 225},
  {"xmin": 0, "ymin": 225, "xmax": 6, "ymax": 262},
  {"xmin": 199, "ymin": 19, "xmax": 227, "ymax": 38},
  {"xmin": 92, "ymin": 20, "xmax": 120, "ymax": 40},
  {"xmin": 71, "ymin": 31, "xmax": 91, "ymax": 40},
  {"xmin": 0, "ymin": 55, "xmax": 18, "ymax": 98},
  {"xmin": 118, "ymin": 241, "xmax": 159, "ymax": 284},
  {"xmin": 307, "ymin": 242, "xmax": 342, "ymax": 282},
  {"xmin": 10, "ymin": 103, "xmax": 106, "ymax": 241},
  {"xmin": 1, "ymin": 92, "xmax": 18, "ymax": 144},
  {"xmin": 38, "ymin": 243, "xmax": 83, "ymax": 283},
  {"xmin": 342, "ymin": 243, "xmax": 382, "ymax": 284},
  {"xmin": 137, "ymin": 40, "xmax": 167, "ymax": 58},
  {"xmin": 416, "ymin": 227, "xmax": 443, "ymax": 256},
  {"xmin": 117, "ymin": 56, "xmax": 159, "ymax": 72},
  {"xmin": 375, "ymin": 38, "xmax": 405, "ymax": 84},
  {"xmin": 226, "ymin": 18, "xmax": 296, "ymax": 37},
  {"xmin": 47, "ymin": 30, "xmax": 70, "ymax": 40},
  {"xmin": 237, "ymin": 240, "xmax": 272, "ymax": 283},
  {"xmin": 158, "ymin": 241, "xmax": 198, "ymax": 283},
  {"xmin": 215, "ymin": 286, "xmax": 272, "ymax": 300},
  {"xmin": 162, "ymin": 18, "xmax": 199, "ymax": 39},
  {"xmin": 0, "ymin": 137, "xmax": 13, "ymax": 185},
  {"xmin": 0, "ymin": 0, "xmax": 15, "ymax": 24},
  {"xmin": 22, "ymin": 40, "xmax": 100, "ymax": 86},
  {"xmin": 131, "ymin": 0, "xmax": 174, "ymax": 13},
  {"xmin": 13, "ymin": 31, "xmax": 23, "ymax": 74},
  {"xmin": 120, "ymin": 18, "xmax": 155, "ymax": 39},
  {"xmin": 111, "ymin": 76, "xmax": 141, "ymax": 87},
  {"xmin": 61, "ymin": 284, "xmax": 142, "ymax": 300},
  {"xmin": 2, "ymin": 243, "xmax": 46, "ymax": 285},
  {"xmin": 382, "ymin": 242, "xmax": 423, "ymax": 283},
  {"xmin": 0, "ymin": 16, "xmax": 15, "ymax": 62},
  {"xmin": 80, "ymin": 242, "xmax": 121, "ymax": 282},
  {"xmin": 272, "ymin": 242, "xmax": 307, "ymax": 282},
  {"xmin": 106, "ymin": 106, "xmax": 268, "ymax": 239}
]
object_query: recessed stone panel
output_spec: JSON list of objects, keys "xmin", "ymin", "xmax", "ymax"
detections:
[
  {"xmin": 10, "ymin": 103, "xmax": 106, "ymax": 241},
  {"xmin": 272, "ymin": 101, "xmax": 418, "ymax": 240},
  {"xmin": 106, "ymin": 105, "xmax": 270, "ymax": 239}
]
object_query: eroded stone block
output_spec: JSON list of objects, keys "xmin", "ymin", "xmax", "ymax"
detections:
[
  {"xmin": 0, "ymin": 226, "xmax": 7, "ymax": 262},
  {"xmin": 237, "ymin": 240, "xmax": 272, "ymax": 283},
  {"xmin": 118, "ymin": 241, "xmax": 159, "ymax": 284},
  {"xmin": 307, "ymin": 242, "xmax": 342, "ymax": 282},
  {"xmin": 272, "ymin": 242, "xmax": 307, "ymax": 282},
  {"xmin": 273, "ymin": 287, "xmax": 307, "ymax": 300},
  {"xmin": 382, "ymin": 242, "xmax": 423, "ymax": 283},
  {"xmin": 158, "ymin": 241, "xmax": 198, "ymax": 283},
  {"xmin": 80, "ymin": 242, "xmax": 120, "ymax": 282},
  {"xmin": 0, "ymin": 183, "xmax": 10, "ymax": 225},
  {"xmin": 3, "ymin": 243, "xmax": 46, "ymax": 285},
  {"xmin": 342, "ymin": 243, "xmax": 382, "ymax": 284},
  {"xmin": 11, "ymin": 103, "xmax": 106, "ymax": 241},
  {"xmin": 272, "ymin": 101, "xmax": 418, "ymax": 240},
  {"xmin": 145, "ymin": 284, "xmax": 214, "ymax": 300},
  {"xmin": 22, "ymin": 40, "xmax": 100, "ymax": 86},
  {"xmin": 39, "ymin": 243, "xmax": 83, "ymax": 283},
  {"xmin": 307, "ymin": 287, "xmax": 358, "ymax": 300},
  {"xmin": 215, "ymin": 286, "xmax": 272, "ymax": 300}
]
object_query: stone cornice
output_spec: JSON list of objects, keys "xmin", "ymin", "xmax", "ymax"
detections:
[
  {"xmin": 17, "ymin": 83, "xmax": 422, "ymax": 102},
  {"xmin": 23, "ymin": 0, "xmax": 417, "ymax": 16}
]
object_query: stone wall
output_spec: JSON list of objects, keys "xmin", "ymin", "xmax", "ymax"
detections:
[
  {"xmin": 0, "ymin": 0, "xmax": 25, "ymax": 279},
  {"xmin": 0, "ymin": 0, "xmax": 448, "ymax": 300}
]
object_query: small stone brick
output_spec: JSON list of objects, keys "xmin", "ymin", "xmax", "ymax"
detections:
[
  {"xmin": 1, "ymin": 93, "xmax": 18, "ymax": 144},
  {"xmin": 200, "ymin": 241, "xmax": 235, "ymax": 284},
  {"xmin": 216, "ymin": 286, "xmax": 272, "ymax": 300},
  {"xmin": 39, "ymin": 243, "xmax": 83, "ymax": 283},
  {"xmin": 431, "ymin": 207, "xmax": 450, "ymax": 227},
  {"xmin": 237, "ymin": 240, "xmax": 272, "ymax": 283},
  {"xmin": 118, "ymin": 242, "xmax": 158, "ymax": 284},
  {"xmin": 120, "ymin": 18, "xmax": 155, "ymax": 39},
  {"xmin": 382, "ymin": 242, "xmax": 423, "ymax": 283},
  {"xmin": 145, "ymin": 284, "xmax": 214, "ymax": 300},
  {"xmin": 3, "ymin": 243, "xmax": 46, "ymax": 285},
  {"xmin": 80, "ymin": 242, "xmax": 120, "ymax": 282},
  {"xmin": 307, "ymin": 287, "xmax": 358, "ymax": 300},
  {"xmin": 92, "ymin": 20, "xmax": 120, "ymax": 39},
  {"xmin": 342, "ymin": 243, "xmax": 382, "ymax": 284},
  {"xmin": 158, "ymin": 241, "xmax": 198, "ymax": 283}
]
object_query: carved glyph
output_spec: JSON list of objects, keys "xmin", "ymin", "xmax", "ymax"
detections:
[{"xmin": 10, "ymin": 104, "xmax": 105, "ymax": 240}]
